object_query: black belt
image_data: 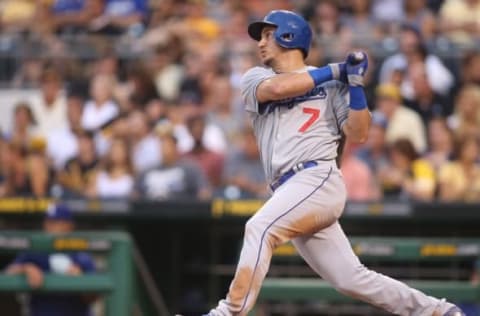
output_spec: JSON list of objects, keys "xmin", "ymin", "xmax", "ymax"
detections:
[{"xmin": 270, "ymin": 161, "xmax": 318, "ymax": 192}]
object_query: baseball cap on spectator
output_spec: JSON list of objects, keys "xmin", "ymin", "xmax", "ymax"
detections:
[
  {"xmin": 46, "ymin": 203, "xmax": 73, "ymax": 222},
  {"xmin": 376, "ymin": 83, "xmax": 402, "ymax": 102}
]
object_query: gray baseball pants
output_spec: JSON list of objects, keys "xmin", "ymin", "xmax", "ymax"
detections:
[{"xmin": 208, "ymin": 162, "xmax": 454, "ymax": 316}]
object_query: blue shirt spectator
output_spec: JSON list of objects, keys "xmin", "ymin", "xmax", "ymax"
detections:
[
  {"xmin": 52, "ymin": 0, "xmax": 85, "ymax": 14},
  {"xmin": 104, "ymin": 0, "xmax": 147, "ymax": 17},
  {"xmin": 11, "ymin": 252, "xmax": 95, "ymax": 316},
  {"xmin": 5, "ymin": 204, "xmax": 96, "ymax": 316}
]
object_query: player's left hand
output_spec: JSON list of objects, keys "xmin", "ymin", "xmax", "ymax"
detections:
[{"xmin": 345, "ymin": 51, "xmax": 368, "ymax": 87}]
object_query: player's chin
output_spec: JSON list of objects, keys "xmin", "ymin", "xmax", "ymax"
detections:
[{"xmin": 262, "ymin": 56, "xmax": 274, "ymax": 67}]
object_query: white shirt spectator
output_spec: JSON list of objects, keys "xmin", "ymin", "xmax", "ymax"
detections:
[
  {"xmin": 174, "ymin": 123, "xmax": 227, "ymax": 154},
  {"xmin": 96, "ymin": 171, "xmax": 133, "ymax": 198},
  {"xmin": 372, "ymin": 0, "xmax": 405, "ymax": 23},
  {"xmin": 47, "ymin": 128, "xmax": 78, "ymax": 170},
  {"xmin": 29, "ymin": 91, "xmax": 68, "ymax": 137},
  {"xmin": 132, "ymin": 134, "xmax": 162, "ymax": 174},
  {"xmin": 379, "ymin": 54, "xmax": 454, "ymax": 98},
  {"xmin": 81, "ymin": 100, "xmax": 119, "ymax": 131}
]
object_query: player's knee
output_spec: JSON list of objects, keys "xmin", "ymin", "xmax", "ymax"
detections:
[
  {"xmin": 244, "ymin": 217, "xmax": 264, "ymax": 237},
  {"xmin": 244, "ymin": 217, "xmax": 281, "ymax": 247}
]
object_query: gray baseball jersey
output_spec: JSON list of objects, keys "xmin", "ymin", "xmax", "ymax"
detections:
[{"xmin": 240, "ymin": 66, "xmax": 349, "ymax": 183}]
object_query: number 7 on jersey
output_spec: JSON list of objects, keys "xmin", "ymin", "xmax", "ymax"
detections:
[{"xmin": 298, "ymin": 107, "xmax": 320, "ymax": 133}]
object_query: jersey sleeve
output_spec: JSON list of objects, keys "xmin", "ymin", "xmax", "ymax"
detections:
[
  {"xmin": 240, "ymin": 67, "xmax": 275, "ymax": 114},
  {"xmin": 330, "ymin": 81, "xmax": 350, "ymax": 130}
]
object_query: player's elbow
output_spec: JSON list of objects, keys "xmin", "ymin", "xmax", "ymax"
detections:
[
  {"xmin": 259, "ymin": 80, "xmax": 288, "ymax": 101},
  {"xmin": 344, "ymin": 125, "xmax": 369, "ymax": 144},
  {"xmin": 348, "ymin": 133, "xmax": 368, "ymax": 144}
]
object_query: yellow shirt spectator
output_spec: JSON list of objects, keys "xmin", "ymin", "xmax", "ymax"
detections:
[
  {"xmin": 1, "ymin": 0, "xmax": 36, "ymax": 24},
  {"xmin": 438, "ymin": 162, "xmax": 480, "ymax": 201},
  {"xmin": 440, "ymin": 0, "xmax": 480, "ymax": 45}
]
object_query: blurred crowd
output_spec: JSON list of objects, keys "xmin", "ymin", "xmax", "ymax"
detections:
[{"xmin": 0, "ymin": 0, "xmax": 480, "ymax": 202}]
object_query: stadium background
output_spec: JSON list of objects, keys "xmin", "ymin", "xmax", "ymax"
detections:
[{"xmin": 0, "ymin": 0, "xmax": 480, "ymax": 315}]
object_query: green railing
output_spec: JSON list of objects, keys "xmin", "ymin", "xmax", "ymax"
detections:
[{"xmin": 0, "ymin": 231, "xmax": 133, "ymax": 316}]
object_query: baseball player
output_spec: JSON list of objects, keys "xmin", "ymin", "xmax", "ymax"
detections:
[{"xmin": 203, "ymin": 10, "xmax": 464, "ymax": 316}]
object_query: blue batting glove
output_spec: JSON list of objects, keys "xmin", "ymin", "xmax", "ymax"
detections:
[
  {"xmin": 328, "ymin": 62, "xmax": 347, "ymax": 83},
  {"xmin": 346, "ymin": 51, "xmax": 368, "ymax": 87}
]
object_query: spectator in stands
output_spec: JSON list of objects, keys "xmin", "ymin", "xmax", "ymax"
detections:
[
  {"xmin": 461, "ymin": 50, "xmax": 480, "ymax": 86},
  {"xmin": 204, "ymin": 74, "xmax": 243, "ymax": 143},
  {"xmin": 86, "ymin": 137, "xmax": 133, "ymax": 198},
  {"xmin": 403, "ymin": 0, "xmax": 436, "ymax": 39},
  {"xmin": 375, "ymin": 83, "xmax": 427, "ymax": 154},
  {"xmin": 447, "ymin": 84, "xmax": 480, "ymax": 139},
  {"xmin": 43, "ymin": 0, "xmax": 101, "ymax": 35},
  {"xmin": 222, "ymin": 127, "xmax": 267, "ymax": 199},
  {"xmin": 127, "ymin": 110, "xmax": 161, "ymax": 174},
  {"xmin": 173, "ymin": 95, "xmax": 227, "ymax": 154},
  {"xmin": 57, "ymin": 131, "xmax": 98, "ymax": 198},
  {"xmin": 89, "ymin": 0, "xmax": 148, "ymax": 36},
  {"xmin": 439, "ymin": 0, "xmax": 480, "ymax": 46},
  {"xmin": 0, "ymin": 0, "xmax": 37, "ymax": 33},
  {"xmin": 438, "ymin": 136, "xmax": 480, "ymax": 201},
  {"xmin": 4, "ymin": 140, "xmax": 52, "ymax": 198},
  {"xmin": 93, "ymin": 113, "xmax": 130, "ymax": 157},
  {"xmin": 47, "ymin": 92, "xmax": 85, "ymax": 170},
  {"xmin": 135, "ymin": 126, "xmax": 211, "ymax": 200},
  {"xmin": 5, "ymin": 203, "xmax": 96, "ymax": 316},
  {"xmin": 379, "ymin": 24, "xmax": 454, "ymax": 97},
  {"xmin": 310, "ymin": 0, "xmax": 349, "ymax": 57},
  {"xmin": 29, "ymin": 69, "xmax": 68, "ymax": 137},
  {"xmin": 371, "ymin": 0, "xmax": 405, "ymax": 28},
  {"xmin": 150, "ymin": 43, "xmax": 184, "ymax": 102},
  {"xmin": 6, "ymin": 102, "xmax": 38, "ymax": 148},
  {"xmin": 124, "ymin": 66, "xmax": 161, "ymax": 110},
  {"xmin": 184, "ymin": 115, "xmax": 224, "ymax": 188},
  {"xmin": 179, "ymin": 0, "xmax": 221, "ymax": 42},
  {"xmin": 145, "ymin": 98, "xmax": 167, "ymax": 126},
  {"xmin": 12, "ymin": 58, "xmax": 45, "ymax": 89},
  {"xmin": 424, "ymin": 118, "xmax": 455, "ymax": 172},
  {"xmin": 404, "ymin": 62, "xmax": 451, "ymax": 124},
  {"xmin": 81, "ymin": 74, "xmax": 119, "ymax": 131},
  {"xmin": 356, "ymin": 111, "xmax": 390, "ymax": 174},
  {"xmin": 341, "ymin": 141, "xmax": 381, "ymax": 201},
  {"xmin": 341, "ymin": 0, "xmax": 380, "ymax": 43},
  {"xmin": 379, "ymin": 138, "xmax": 436, "ymax": 201}
]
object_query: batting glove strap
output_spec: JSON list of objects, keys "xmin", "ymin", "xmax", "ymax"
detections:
[
  {"xmin": 347, "ymin": 74, "xmax": 364, "ymax": 87},
  {"xmin": 329, "ymin": 62, "xmax": 347, "ymax": 83},
  {"xmin": 349, "ymin": 86, "xmax": 367, "ymax": 110}
]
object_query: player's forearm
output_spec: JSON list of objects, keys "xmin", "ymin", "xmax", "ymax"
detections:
[
  {"xmin": 343, "ymin": 108, "xmax": 370, "ymax": 143},
  {"xmin": 256, "ymin": 64, "xmax": 342, "ymax": 103}
]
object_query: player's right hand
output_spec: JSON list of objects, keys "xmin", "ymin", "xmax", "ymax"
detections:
[{"xmin": 346, "ymin": 51, "xmax": 368, "ymax": 87}]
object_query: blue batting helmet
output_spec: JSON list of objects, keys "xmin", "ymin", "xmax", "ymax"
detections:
[{"xmin": 248, "ymin": 10, "xmax": 312, "ymax": 58}]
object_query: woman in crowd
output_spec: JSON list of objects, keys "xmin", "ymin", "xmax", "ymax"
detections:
[
  {"xmin": 424, "ymin": 118, "xmax": 454, "ymax": 172},
  {"xmin": 86, "ymin": 137, "xmax": 134, "ymax": 198},
  {"xmin": 438, "ymin": 136, "xmax": 480, "ymax": 202},
  {"xmin": 379, "ymin": 138, "xmax": 436, "ymax": 201},
  {"xmin": 447, "ymin": 84, "xmax": 480, "ymax": 139}
]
